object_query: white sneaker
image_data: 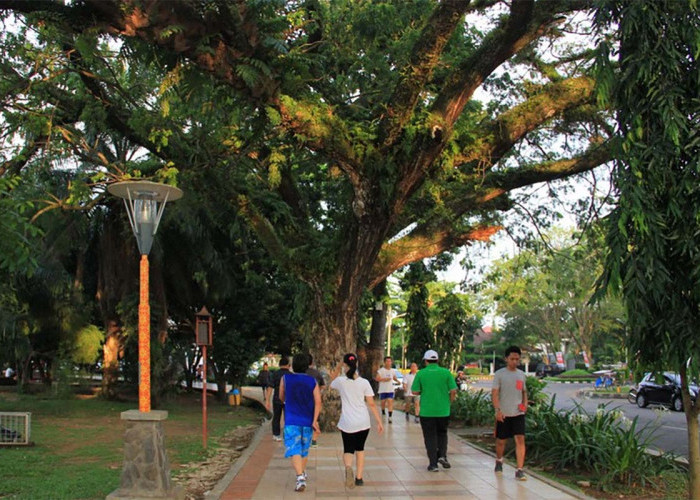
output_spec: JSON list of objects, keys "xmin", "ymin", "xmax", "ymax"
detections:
[
  {"xmin": 295, "ymin": 476, "xmax": 306, "ymax": 492},
  {"xmin": 273, "ymin": 435, "xmax": 282, "ymax": 441}
]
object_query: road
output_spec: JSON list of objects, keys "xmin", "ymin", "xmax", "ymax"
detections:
[{"xmin": 472, "ymin": 380, "xmax": 692, "ymax": 458}]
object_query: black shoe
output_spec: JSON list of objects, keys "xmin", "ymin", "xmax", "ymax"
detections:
[
  {"xmin": 438, "ymin": 457, "xmax": 451, "ymax": 469},
  {"xmin": 405, "ymin": 413, "xmax": 409, "ymax": 421},
  {"xmin": 427, "ymin": 465, "xmax": 439, "ymax": 472},
  {"xmin": 494, "ymin": 461, "xmax": 503, "ymax": 473},
  {"xmin": 515, "ymin": 469, "xmax": 527, "ymax": 481},
  {"xmin": 355, "ymin": 478, "xmax": 364, "ymax": 486}
]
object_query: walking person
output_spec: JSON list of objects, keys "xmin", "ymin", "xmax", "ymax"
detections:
[
  {"xmin": 375, "ymin": 356, "xmax": 399, "ymax": 423},
  {"xmin": 330, "ymin": 353, "xmax": 384, "ymax": 488},
  {"xmin": 267, "ymin": 356, "xmax": 291, "ymax": 441},
  {"xmin": 279, "ymin": 353, "xmax": 321, "ymax": 492},
  {"xmin": 492, "ymin": 345, "xmax": 528, "ymax": 481},
  {"xmin": 402, "ymin": 362, "xmax": 420, "ymax": 422},
  {"xmin": 305, "ymin": 354, "xmax": 326, "ymax": 448},
  {"xmin": 411, "ymin": 350, "xmax": 457, "ymax": 472},
  {"xmin": 258, "ymin": 362, "xmax": 271, "ymax": 399}
]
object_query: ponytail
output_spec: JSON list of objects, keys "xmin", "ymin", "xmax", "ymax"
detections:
[{"xmin": 343, "ymin": 353, "xmax": 358, "ymax": 379}]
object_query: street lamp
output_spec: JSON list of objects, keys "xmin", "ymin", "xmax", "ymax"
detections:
[
  {"xmin": 107, "ymin": 180, "xmax": 183, "ymax": 500},
  {"xmin": 107, "ymin": 180, "xmax": 183, "ymax": 412},
  {"xmin": 195, "ymin": 307, "xmax": 213, "ymax": 449}
]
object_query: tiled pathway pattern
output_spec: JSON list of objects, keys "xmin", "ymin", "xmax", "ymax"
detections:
[{"xmin": 209, "ymin": 388, "xmax": 583, "ymax": 500}]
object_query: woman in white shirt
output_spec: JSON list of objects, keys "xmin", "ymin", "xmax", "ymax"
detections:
[{"xmin": 330, "ymin": 353, "xmax": 384, "ymax": 489}]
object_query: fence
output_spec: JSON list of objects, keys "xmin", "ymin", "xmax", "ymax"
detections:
[{"xmin": 0, "ymin": 412, "xmax": 31, "ymax": 446}]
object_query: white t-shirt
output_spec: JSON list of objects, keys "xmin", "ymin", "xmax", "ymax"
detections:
[
  {"xmin": 376, "ymin": 367, "xmax": 395, "ymax": 394},
  {"xmin": 403, "ymin": 372, "xmax": 416, "ymax": 396},
  {"xmin": 330, "ymin": 376, "xmax": 376, "ymax": 433}
]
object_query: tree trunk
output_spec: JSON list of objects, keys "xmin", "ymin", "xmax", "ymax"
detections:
[
  {"xmin": 102, "ymin": 320, "xmax": 122, "ymax": 399},
  {"xmin": 681, "ymin": 364, "xmax": 700, "ymax": 499},
  {"xmin": 363, "ymin": 281, "xmax": 388, "ymax": 391}
]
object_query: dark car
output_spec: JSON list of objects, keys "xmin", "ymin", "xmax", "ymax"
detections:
[{"xmin": 632, "ymin": 372, "xmax": 699, "ymax": 411}]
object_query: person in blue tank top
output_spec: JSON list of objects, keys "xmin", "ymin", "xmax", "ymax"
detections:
[{"xmin": 279, "ymin": 353, "xmax": 321, "ymax": 492}]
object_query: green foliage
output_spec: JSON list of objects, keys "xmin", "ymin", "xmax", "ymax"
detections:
[
  {"xmin": 596, "ymin": 0, "xmax": 700, "ymax": 375},
  {"xmin": 525, "ymin": 375, "xmax": 548, "ymax": 405},
  {"xmin": 527, "ymin": 400, "xmax": 683, "ymax": 490},
  {"xmin": 450, "ymin": 389, "xmax": 494, "ymax": 427},
  {"xmin": 484, "ymin": 225, "xmax": 626, "ymax": 364}
]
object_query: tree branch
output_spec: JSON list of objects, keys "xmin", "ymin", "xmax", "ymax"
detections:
[
  {"xmin": 377, "ymin": 0, "xmax": 472, "ymax": 151},
  {"xmin": 454, "ymin": 76, "xmax": 597, "ymax": 171},
  {"xmin": 369, "ymin": 225, "xmax": 501, "ymax": 288}
]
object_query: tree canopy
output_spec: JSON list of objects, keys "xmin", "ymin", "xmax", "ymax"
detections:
[{"xmin": 0, "ymin": 0, "xmax": 616, "ymax": 366}]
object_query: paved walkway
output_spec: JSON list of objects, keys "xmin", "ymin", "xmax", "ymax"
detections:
[{"xmin": 207, "ymin": 387, "xmax": 585, "ymax": 500}]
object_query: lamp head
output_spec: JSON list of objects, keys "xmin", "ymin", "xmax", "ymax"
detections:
[{"xmin": 107, "ymin": 181, "xmax": 183, "ymax": 255}]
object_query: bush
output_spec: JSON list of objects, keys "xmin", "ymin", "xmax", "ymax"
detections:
[
  {"xmin": 526, "ymin": 400, "xmax": 682, "ymax": 490},
  {"xmin": 558, "ymin": 369, "xmax": 592, "ymax": 378},
  {"xmin": 465, "ymin": 367, "xmax": 482, "ymax": 375},
  {"xmin": 525, "ymin": 376, "xmax": 548, "ymax": 406},
  {"xmin": 451, "ymin": 389, "xmax": 493, "ymax": 426}
]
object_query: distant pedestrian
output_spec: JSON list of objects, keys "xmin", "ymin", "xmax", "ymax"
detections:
[
  {"xmin": 258, "ymin": 362, "xmax": 271, "ymax": 399},
  {"xmin": 306, "ymin": 354, "xmax": 326, "ymax": 448},
  {"xmin": 330, "ymin": 353, "xmax": 384, "ymax": 488},
  {"xmin": 492, "ymin": 345, "xmax": 528, "ymax": 481},
  {"xmin": 279, "ymin": 353, "xmax": 321, "ymax": 492},
  {"xmin": 402, "ymin": 362, "xmax": 420, "ymax": 422},
  {"xmin": 375, "ymin": 356, "xmax": 399, "ymax": 423},
  {"xmin": 267, "ymin": 357, "xmax": 291, "ymax": 441},
  {"xmin": 411, "ymin": 350, "xmax": 457, "ymax": 472}
]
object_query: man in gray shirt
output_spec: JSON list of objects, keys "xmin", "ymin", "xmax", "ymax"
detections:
[{"xmin": 491, "ymin": 345, "xmax": 528, "ymax": 481}]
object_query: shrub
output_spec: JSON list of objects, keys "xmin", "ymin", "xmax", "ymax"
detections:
[
  {"xmin": 451, "ymin": 389, "xmax": 493, "ymax": 426},
  {"xmin": 526, "ymin": 400, "xmax": 682, "ymax": 490},
  {"xmin": 558, "ymin": 369, "xmax": 592, "ymax": 378},
  {"xmin": 525, "ymin": 376, "xmax": 548, "ymax": 406}
]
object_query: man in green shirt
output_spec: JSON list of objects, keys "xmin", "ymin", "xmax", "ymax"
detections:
[{"xmin": 411, "ymin": 350, "xmax": 458, "ymax": 472}]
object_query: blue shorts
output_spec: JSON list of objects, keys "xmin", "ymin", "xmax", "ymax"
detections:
[
  {"xmin": 379, "ymin": 392, "xmax": 394, "ymax": 400},
  {"xmin": 284, "ymin": 425, "xmax": 313, "ymax": 458}
]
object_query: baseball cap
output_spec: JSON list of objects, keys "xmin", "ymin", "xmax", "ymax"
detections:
[{"xmin": 423, "ymin": 349, "xmax": 439, "ymax": 361}]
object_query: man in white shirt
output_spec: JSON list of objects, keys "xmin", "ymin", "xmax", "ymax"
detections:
[
  {"xmin": 402, "ymin": 362, "xmax": 420, "ymax": 422},
  {"xmin": 375, "ymin": 356, "xmax": 399, "ymax": 423}
]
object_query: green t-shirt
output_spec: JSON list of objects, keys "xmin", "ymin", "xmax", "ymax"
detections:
[{"xmin": 411, "ymin": 363, "xmax": 457, "ymax": 417}]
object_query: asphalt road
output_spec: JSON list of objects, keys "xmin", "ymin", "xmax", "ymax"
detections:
[{"xmin": 471, "ymin": 379, "xmax": 692, "ymax": 458}]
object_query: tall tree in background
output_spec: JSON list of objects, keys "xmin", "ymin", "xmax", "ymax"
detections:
[
  {"xmin": 401, "ymin": 262, "xmax": 435, "ymax": 365},
  {"xmin": 485, "ymin": 227, "xmax": 624, "ymax": 364},
  {"xmin": 0, "ymin": 1, "xmax": 616, "ymax": 368},
  {"xmin": 595, "ymin": 1, "xmax": 700, "ymax": 496}
]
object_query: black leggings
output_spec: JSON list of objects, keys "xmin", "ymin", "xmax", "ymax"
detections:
[{"xmin": 341, "ymin": 428, "xmax": 370, "ymax": 454}]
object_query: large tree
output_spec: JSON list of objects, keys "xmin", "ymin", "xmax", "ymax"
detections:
[
  {"xmin": 0, "ymin": 0, "xmax": 614, "ymax": 367},
  {"xmin": 595, "ymin": 1, "xmax": 700, "ymax": 497},
  {"xmin": 484, "ymin": 227, "xmax": 625, "ymax": 364}
]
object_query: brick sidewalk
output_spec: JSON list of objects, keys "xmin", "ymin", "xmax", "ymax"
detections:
[{"xmin": 206, "ymin": 387, "xmax": 587, "ymax": 500}]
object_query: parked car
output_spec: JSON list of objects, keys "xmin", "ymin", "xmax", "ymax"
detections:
[
  {"xmin": 631, "ymin": 372, "xmax": 699, "ymax": 411},
  {"xmin": 535, "ymin": 363, "xmax": 565, "ymax": 378}
]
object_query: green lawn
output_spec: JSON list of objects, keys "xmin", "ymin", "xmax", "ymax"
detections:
[{"xmin": 0, "ymin": 388, "xmax": 264, "ymax": 499}]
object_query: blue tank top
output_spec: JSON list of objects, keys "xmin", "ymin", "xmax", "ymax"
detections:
[{"xmin": 283, "ymin": 373, "xmax": 317, "ymax": 427}]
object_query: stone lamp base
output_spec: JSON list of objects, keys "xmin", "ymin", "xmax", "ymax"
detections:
[{"xmin": 107, "ymin": 410, "xmax": 184, "ymax": 500}]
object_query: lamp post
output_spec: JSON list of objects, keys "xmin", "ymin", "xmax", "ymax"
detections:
[
  {"xmin": 108, "ymin": 180, "xmax": 183, "ymax": 412},
  {"xmin": 107, "ymin": 180, "xmax": 183, "ymax": 500},
  {"xmin": 195, "ymin": 307, "xmax": 213, "ymax": 449}
]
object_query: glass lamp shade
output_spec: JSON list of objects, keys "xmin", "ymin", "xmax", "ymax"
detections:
[{"xmin": 107, "ymin": 181, "xmax": 183, "ymax": 255}]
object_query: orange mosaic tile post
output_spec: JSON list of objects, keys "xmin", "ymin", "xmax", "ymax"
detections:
[{"xmin": 138, "ymin": 254, "xmax": 151, "ymax": 413}]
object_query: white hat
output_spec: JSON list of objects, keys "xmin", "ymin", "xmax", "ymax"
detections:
[{"xmin": 423, "ymin": 349, "xmax": 439, "ymax": 361}]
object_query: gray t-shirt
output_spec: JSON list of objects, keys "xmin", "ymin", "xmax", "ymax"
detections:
[{"xmin": 492, "ymin": 368, "xmax": 527, "ymax": 417}]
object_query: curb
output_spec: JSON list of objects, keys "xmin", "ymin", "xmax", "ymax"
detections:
[
  {"xmin": 451, "ymin": 430, "xmax": 598, "ymax": 500},
  {"xmin": 205, "ymin": 413, "xmax": 271, "ymax": 499}
]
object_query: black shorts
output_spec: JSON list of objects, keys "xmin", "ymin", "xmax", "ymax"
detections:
[
  {"xmin": 495, "ymin": 414, "xmax": 525, "ymax": 440},
  {"xmin": 341, "ymin": 429, "xmax": 370, "ymax": 454}
]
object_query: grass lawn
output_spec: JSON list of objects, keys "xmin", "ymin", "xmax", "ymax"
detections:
[{"xmin": 0, "ymin": 387, "xmax": 264, "ymax": 500}]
